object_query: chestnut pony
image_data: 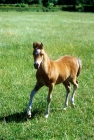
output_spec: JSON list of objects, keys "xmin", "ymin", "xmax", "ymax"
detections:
[{"xmin": 27, "ymin": 42, "xmax": 82, "ymax": 118}]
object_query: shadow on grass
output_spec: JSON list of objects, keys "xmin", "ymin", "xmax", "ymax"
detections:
[{"xmin": 0, "ymin": 109, "xmax": 44, "ymax": 123}]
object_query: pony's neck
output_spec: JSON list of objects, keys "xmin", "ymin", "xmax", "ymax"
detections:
[{"xmin": 40, "ymin": 51, "xmax": 51, "ymax": 73}]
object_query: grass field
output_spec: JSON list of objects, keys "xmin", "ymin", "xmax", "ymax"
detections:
[{"xmin": 0, "ymin": 12, "xmax": 94, "ymax": 140}]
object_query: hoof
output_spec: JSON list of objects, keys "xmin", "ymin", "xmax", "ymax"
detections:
[
  {"xmin": 45, "ymin": 114, "xmax": 49, "ymax": 118},
  {"xmin": 63, "ymin": 105, "xmax": 67, "ymax": 110},
  {"xmin": 27, "ymin": 114, "xmax": 31, "ymax": 119},
  {"xmin": 27, "ymin": 109, "xmax": 31, "ymax": 118},
  {"xmin": 71, "ymin": 103, "xmax": 75, "ymax": 108},
  {"xmin": 63, "ymin": 107, "xmax": 67, "ymax": 111}
]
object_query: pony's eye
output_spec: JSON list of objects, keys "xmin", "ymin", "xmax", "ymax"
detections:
[
  {"xmin": 40, "ymin": 53, "xmax": 43, "ymax": 56},
  {"xmin": 40, "ymin": 54, "xmax": 43, "ymax": 56}
]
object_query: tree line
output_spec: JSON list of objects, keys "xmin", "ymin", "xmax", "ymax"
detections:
[{"xmin": 0, "ymin": 0, "xmax": 94, "ymax": 6}]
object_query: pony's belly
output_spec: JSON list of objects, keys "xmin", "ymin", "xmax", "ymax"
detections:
[{"xmin": 55, "ymin": 75, "xmax": 65, "ymax": 85}]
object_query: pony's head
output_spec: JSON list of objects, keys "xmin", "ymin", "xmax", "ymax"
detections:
[{"xmin": 33, "ymin": 42, "xmax": 44, "ymax": 69}]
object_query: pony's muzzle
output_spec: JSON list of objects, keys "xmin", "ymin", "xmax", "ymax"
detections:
[{"xmin": 34, "ymin": 62, "xmax": 39, "ymax": 69}]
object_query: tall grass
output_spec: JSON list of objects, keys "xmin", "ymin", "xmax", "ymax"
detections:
[{"xmin": 0, "ymin": 12, "xmax": 94, "ymax": 140}]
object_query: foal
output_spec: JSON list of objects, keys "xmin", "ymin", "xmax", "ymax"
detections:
[{"xmin": 27, "ymin": 42, "xmax": 82, "ymax": 118}]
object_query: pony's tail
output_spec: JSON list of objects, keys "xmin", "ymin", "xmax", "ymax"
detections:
[{"xmin": 77, "ymin": 58, "xmax": 82, "ymax": 77}]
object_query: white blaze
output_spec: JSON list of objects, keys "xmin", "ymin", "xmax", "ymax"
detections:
[{"xmin": 35, "ymin": 49, "xmax": 40, "ymax": 54}]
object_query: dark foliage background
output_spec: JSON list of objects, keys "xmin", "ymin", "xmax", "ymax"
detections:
[
  {"xmin": 0, "ymin": 0, "xmax": 94, "ymax": 12},
  {"xmin": 0, "ymin": 0, "xmax": 94, "ymax": 6}
]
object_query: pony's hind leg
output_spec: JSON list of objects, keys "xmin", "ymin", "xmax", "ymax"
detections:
[
  {"xmin": 63, "ymin": 81, "xmax": 71, "ymax": 110},
  {"xmin": 70, "ymin": 80, "xmax": 78, "ymax": 107}
]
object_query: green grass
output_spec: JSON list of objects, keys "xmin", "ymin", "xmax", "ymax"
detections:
[{"xmin": 0, "ymin": 12, "xmax": 94, "ymax": 140}]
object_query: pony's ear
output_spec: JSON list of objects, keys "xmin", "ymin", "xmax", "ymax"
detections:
[
  {"xmin": 33, "ymin": 42, "xmax": 43, "ymax": 49},
  {"xmin": 33, "ymin": 42, "xmax": 36, "ymax": 48},
  {"xmin": 40, "ymin": 43, "xmax": 43, "ymax": 49},
  {"xmin": 33, "ymin": 42, "xmax": 39, "ymax": 48}
]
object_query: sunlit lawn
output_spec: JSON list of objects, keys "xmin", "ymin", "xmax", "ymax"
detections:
[{"xmin": 0, "ymin": 11, "xmax": 94, "ymax": 140}]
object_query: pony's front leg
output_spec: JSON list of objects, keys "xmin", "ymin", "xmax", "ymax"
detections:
[
  {"xmin": 27, "ymin": 82, "xmax": 43, "ymax": 118},
  {"xmin": 45, "ymin": 83, "xmax": 54, "ymax": 118}
]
